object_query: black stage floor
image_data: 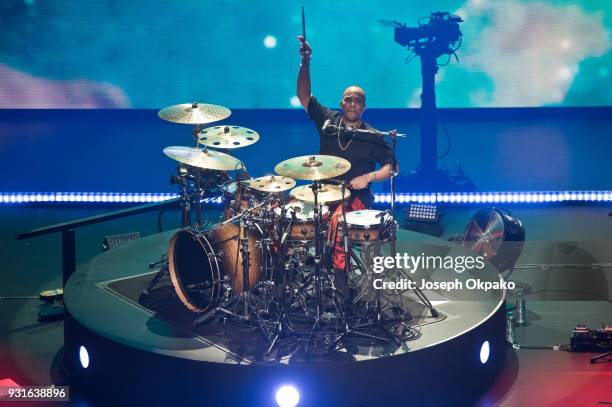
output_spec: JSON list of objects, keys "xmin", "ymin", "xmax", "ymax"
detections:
[{"xmin": 106, "ymin": 270, "xmax": 448, "ymax": 364}]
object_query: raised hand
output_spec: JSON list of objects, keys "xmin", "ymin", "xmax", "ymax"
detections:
[{"xmin": 297, "ymin": 35, "xmax": 312, "ymax": 66}]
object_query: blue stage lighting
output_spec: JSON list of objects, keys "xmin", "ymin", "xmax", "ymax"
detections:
[
  {"xmin": 275, "ymin": 385, "xmax": 300, "ymax": 407},
  {"xmin": 480, "ymin": 341, "xmax": 490, "ymax": 364},
  {"xmin": 79, "ymin": 345, "xmax": 90, "ymax": 369}
]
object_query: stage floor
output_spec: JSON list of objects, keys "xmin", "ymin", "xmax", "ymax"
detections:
[
  {"xmin": 61, "ymin": 228, "xmax": 507, "ymax": 405},
  {"xmin": 66, "ymin": 229, "xmax": 504, "ymax": 364}
]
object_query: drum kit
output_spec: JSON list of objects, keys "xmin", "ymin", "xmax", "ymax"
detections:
[{"xmin": 147, "ymin": 101, "xmax": 417, "ymax": 352}]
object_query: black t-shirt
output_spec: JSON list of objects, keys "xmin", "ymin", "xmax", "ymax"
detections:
[{"xmin": 307, "ymin": 96, "xmax": 395, "ymax": 204}]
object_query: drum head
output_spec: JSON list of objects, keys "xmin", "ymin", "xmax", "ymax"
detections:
[
  {"xmin": 345, "ymin": 210, "xmax": 389, "ymax": 227},
  {"xmin": 275, "ymin": 201, "xmax": 329, "ymax": 220},
  {"xmin": 168, "ymin": 229, "xmax": 219, "ymax": 312}
]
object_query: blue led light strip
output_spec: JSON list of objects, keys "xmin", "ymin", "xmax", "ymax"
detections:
[{"xmin": 0, "ymin": 191, "xmax": 610, "ymax": 205}]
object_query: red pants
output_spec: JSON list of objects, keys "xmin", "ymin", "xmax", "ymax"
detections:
[{"xmin": 328, "ymin": 197, "xmax": 366, "ymax": 271}]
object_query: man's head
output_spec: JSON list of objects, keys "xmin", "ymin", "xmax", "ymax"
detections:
[{"xmin": 340, "ymin": 86, "xmax": 366, "ymax": 123}]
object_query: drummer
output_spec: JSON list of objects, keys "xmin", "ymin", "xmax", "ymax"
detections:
[{"xmin": 296, "ymin": 36, "xmax": 398, "ymax": 295}]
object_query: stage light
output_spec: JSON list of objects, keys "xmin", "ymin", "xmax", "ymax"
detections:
[
  {"xmin": 79, "ymin": 345, "xmax": 90, "ymax": 369},
  {"xmin": 275, "ymin": 385, "xmax": 300, "ymax": 407},
  {"xmin": 290, "ymin": 96, "xmax": 301, "ymax": 108},
  {"xmin": 480, "ymin": 341, "xmax": 490, "ymax": 364},
  {"xmin": 263, "ymin": 35, "xmax": 277, "ymax": 48}
]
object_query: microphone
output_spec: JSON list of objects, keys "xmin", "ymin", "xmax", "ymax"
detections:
[{"xmin": 322, "ymin": 119, "xmax": 333, "ymax": 134}]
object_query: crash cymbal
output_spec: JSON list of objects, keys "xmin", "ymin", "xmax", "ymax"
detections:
[
  {"xmin": 198, "ymin": 125, "xmax": 259, "ymax": 149},
  {"xmin": 158, "ymin": 103, "xmax": 231, "ymax": 124},
  {"xmin": 247, "ymin": 175, "xmax": 296, "ymax": 193},
  {"xmin": 274, "ymin": 155, "xmax": 351, "ymax": 181},
  {"xmin": 290, "ymin": 183, "xmax": 351, "ymax": 204},
  {"xmin": 163, "ymin": 146, "xmax": 243, "ymax": 171}
]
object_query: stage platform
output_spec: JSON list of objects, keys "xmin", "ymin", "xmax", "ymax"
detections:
[{"xmin": 63, "ymin": 229, "xmax": 507, "ymax": 406}]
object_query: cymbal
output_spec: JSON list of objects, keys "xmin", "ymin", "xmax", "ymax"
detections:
[
  {"xmin": 274, "ymin": 155, "xmax": 351, "ymax": 181},
  {"xmin": 198, "ymin": 125, "xmax": 259, "ymax": 149},
  {"xmin": 247, "ymin": 175, "xmax": 296, "ymax": 193},
  {"xmin": 163, "ymin": 146, "xmax": 243, "ymax": 171},
  {"xmin": 158, "ymin": 103, "xmax": 231, "ymax": 124},
  {"xmin": 290, "ymin": 184, "xmax": 351, "ymax": 204}
]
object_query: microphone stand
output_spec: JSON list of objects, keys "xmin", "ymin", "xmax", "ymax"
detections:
[
  {"xmin": 387, "ymin": 131, "xmax": 439, "ymax": 319},
  {"xmin": 322, "ymin": 125, "xmax": 439, "ymax": 321}
]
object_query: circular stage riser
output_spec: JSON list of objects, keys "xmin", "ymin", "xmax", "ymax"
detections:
[{"xmin": 64, "ymin": 306, "xmax": 506, "ymax": 407}]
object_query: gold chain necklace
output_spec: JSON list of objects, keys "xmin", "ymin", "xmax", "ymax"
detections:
[{"xmin": 337, "ymin": 118, "xmax": 361, "ymax": 151}]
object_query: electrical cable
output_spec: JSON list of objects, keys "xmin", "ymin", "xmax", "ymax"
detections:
[{"xmin": 0, "ymin": 296, "xmax": 39, "ymax": 300}]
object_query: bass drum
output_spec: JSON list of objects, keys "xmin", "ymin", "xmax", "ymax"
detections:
[{"xmin": 168, "ymin": 224, "xmax": 262, "ymax": 312}]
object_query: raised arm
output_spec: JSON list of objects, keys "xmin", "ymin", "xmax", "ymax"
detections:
[{"xmin": 297, "ymin": 35, "xmax": 312, "ymax": 110}]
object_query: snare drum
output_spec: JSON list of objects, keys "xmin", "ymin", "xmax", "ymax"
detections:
[
  {"xmin": 275, "ymin": 201, "xmax": 329, "ymax": 241},
  {"xmin": 344, "ymin": 209, "xmax": 391, "ymax": 243}
]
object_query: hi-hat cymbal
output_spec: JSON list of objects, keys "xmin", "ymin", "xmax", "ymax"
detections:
[
  {"xmin": 198, "ymin": 125, "xmax": 259, "ymax": 149},
  {"xmin": 158, "ymin": 103, "xmax": 231, "ymax": 124},
  {"xmin": 290, "ymin": 184, "xmax": 351, "ymax": 204},
  {"xmin": 247, "ymin": 175, "xmax": 296, "ymax": 193},
  {"xmin": 274, "ymin": 155, "xmax": 351, "ymax": 181},
  {"xmin": 163, "ymin": 146, "xmax": 243, "ymax": 171}
]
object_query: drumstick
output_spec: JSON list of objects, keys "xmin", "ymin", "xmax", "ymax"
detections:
[{"xmin": 301, "ymin": 6, "xmax": 306, "ymax": 41}]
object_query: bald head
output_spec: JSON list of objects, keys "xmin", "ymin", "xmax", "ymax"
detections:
[
  {"xmin": 342, "ymin": 86, "xmax": 366, "ymax": 103},
  {"xmin": 340, "ymin": 85, "xmax": 366, "ymax": 124}
]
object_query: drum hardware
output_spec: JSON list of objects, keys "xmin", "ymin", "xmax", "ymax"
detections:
[
  {"xmin": 329, "ymin": 192, "xmax": 402, "ymax": 348},
  {"xmin": 142, "ymin": 255, "xmax": 170, "ymax": 296},
  {"xmin": 164, "ymin": 146, "xmax": 244, "ymax": 227},
  {"xmin": 265, "ymin": 215, "xmax": 299, "ymax": 354},
  {"xmin": 303, "ymin": 179, "xmax": 343, "ymax": 351},
  {"xmin": 191, "ymin": 213, "xmax": 268, "ymax": 332}
]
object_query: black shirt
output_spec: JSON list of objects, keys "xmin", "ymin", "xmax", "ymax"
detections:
[{"xmin": 307, "ymin": 96, "xmax": 395, "ymax": 204}]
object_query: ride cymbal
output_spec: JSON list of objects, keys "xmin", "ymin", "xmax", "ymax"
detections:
[{"xmin": 274, "ymin": 155, "xmax": 351, "ymax": 181}]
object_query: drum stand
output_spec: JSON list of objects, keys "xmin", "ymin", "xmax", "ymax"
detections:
[
  {"xmin": 266, "ymin": 211, "xmax": 298, "ymax": 353},
  {"xmin": 331, "ymin": 190, "xmax": 401, "ymax": 348},
  {"xmin": 192, "ymin": 211, "xmax": 266, "ymax": 331},
  {"xmin": 304, "ymin": 180, "xmax": 345, "ymax": 352},
  {"xmin": 143, "ymin": 164, "xmax": 218, "ymax": 296}
]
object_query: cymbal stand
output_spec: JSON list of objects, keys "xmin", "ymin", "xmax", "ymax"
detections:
[
  {"xmin": 304, "ymin": 180, "xmax": 328, "ymax": 351},
  {"xmin": 192, "ymin": 123, "xmax": 202, "ymax": 148},
  {"xmin": 266, "ymin": 206, "xmax": 298, "ymax": 353}
]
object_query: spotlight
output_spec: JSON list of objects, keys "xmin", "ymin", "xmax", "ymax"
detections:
[
  {"xmin": 480, "ymin": 341, "xmax": 490, "ymax": 364},
  {"xmin": 263, "ymin": 35, "xmax": 277, "ymax": 48},
  {"xmin": 79, "ymin": 346, "xmax": 90, "ymax": 369},
  {"xmin": 275, "ymin": 385, "xmax": 300, "ymax": 407}
]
